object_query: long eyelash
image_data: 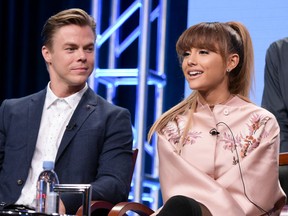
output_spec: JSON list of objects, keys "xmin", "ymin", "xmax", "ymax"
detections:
[{"xmin": 183, "ymin": 52, "xmax": 190, "ymax": 57}]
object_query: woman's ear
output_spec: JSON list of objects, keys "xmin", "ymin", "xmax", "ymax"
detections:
[
  {"xmin": 226, "ymin": 53, "xmax": 239, "ymax": 72},
  {"xmin": 42, "ymin": 46, "xmax": 52, "ymax": 64}
]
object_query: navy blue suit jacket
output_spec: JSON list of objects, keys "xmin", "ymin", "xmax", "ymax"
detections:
[
  {"xmin": 262, "ymin": 37, "xmax": 288, "ymax": 152},
  {"xmin": 0, "ymin": 87, "xmax": 133, "ymax": 213}
]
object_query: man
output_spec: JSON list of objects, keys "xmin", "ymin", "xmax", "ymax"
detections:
[
  {"xmin": 0, "ymin": 8, "xmax": 133, "ymax": 214},
  {"xmin": 262, "ymin": 37, "xmax": 288, "ymax": 152}
]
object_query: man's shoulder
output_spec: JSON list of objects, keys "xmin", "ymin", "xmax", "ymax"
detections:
[
  {"xmin": 86, "ymin": 88, "xmax": 127, "ymax": 110},
  {"xmin": 269, "ymin": 37, "xmax": 288, "ymax": 51},
  {"xmin": 2, "ymin": 89, "xmax": 46, "ymax": 105},
  {"xmin": 97, "ymin": 95, "xmax": 128, "ymax": 113}
]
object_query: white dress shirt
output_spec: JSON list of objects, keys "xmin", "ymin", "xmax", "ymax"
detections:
[{"xmin": 16, "ymin": 82, "xmax": 88, "ymax": 207}]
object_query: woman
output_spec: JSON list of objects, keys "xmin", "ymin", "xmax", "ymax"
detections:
[{"xmin": 149, "ymin": 22, "xmax": 286, "ymax": 215}]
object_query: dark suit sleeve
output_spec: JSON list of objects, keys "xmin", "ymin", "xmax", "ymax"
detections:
[
  {"xmin": 90, "ymin": 107, "xmax": 133, "ymax": 201},
  {"xmin": 261, "ymin": 39, "xmax": 288, "ymax": 152},
  {"xmin": 61, "ymin": 106, "xmax": 134, "ymax": 214},
  {"xmin": 0, "ymin": 100, "xmax": 6, "ymax": 170}
]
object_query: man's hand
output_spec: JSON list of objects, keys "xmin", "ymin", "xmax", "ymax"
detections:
[{"xmin": 59, "ymin": 199, "xmax": 66, "ymax": 215}]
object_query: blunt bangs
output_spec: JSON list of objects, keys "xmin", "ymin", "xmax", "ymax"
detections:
[{"xmin": 176, "ymin": 22, "xmax": 230, "ymax": 61}]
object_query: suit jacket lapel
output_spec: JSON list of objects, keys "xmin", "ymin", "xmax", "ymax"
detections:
[
  {"xmin": 55, "ymin": 88, "xmax": 97, "ymax": 161},
  {"xmin": 27, "ymin": 90, "xmax": 47, "ymax": 160}
]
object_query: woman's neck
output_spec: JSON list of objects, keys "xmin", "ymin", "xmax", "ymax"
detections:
[{"xmin": 198, "ymin": 92, "xmax": 233, "ymax": 109}]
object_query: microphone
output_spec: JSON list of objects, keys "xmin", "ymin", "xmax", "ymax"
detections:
[
  {"xmin": 66, "ymin": 123, "xmax": 77, "ymax": 131},
  {"xmin": 209, "ymin": 128, "xmax": 220, "ymax": 136}
]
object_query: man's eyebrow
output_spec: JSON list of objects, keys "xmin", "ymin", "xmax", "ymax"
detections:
[
  {"xmin": 84, "ymin": 42, "xmax": 95, "ymax": 47},
  {"xmin": 63, "ymin": 42, "xmax": 95, "ymax": 47},
  {"xmin": 63, "ymin": 42, "xmax": 78, "ymax": 47}
]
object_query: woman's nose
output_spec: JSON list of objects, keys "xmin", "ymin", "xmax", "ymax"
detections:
[
  {"xmin": 187, "ymin": 57, "xmax": 196, "ymax": 66},
  {"xmin": 186, "ymin": 51, "xmax": 197, "ymax": 66}
]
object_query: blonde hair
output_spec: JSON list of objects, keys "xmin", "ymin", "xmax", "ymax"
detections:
[
  {"xmin": 148, "ymin": 21, "xmax": 254, "ymax": 141},
  {"xmin": 41, "ymin": 8, "xmax": 96, "ymax": 50}
]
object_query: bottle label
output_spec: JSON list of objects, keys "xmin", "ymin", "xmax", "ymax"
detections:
[
  {"xmin": 45, "ymin": 192, "xmax": 59, "ymax": 214},
  {"xmin": 36, "ymin": 193, "xmax": 46, "ymax": 199},
  {"xmin": 35, "ymin": 163, "xmax": 59, "ymax": 214}
]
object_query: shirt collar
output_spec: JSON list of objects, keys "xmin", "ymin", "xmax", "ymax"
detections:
[{"xmin": 45, "ymin": 82, "xmax": 88, "ymax": 110}]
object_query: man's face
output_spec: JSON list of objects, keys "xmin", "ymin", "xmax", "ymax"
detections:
[{"xmin": 42, "ymin": 24, "xmax": 95, "ymax": 95}]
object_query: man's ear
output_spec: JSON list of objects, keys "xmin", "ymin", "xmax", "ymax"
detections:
[
  {"xmin": 42, "ymin": 46, "xmax": 52, "ymax": 64},
  {"xmin": 226, "ymin": 53, "xmax": 239, "ymax": 72}
]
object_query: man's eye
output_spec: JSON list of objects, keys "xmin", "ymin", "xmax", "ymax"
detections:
[
  {"xmin": 85, "ymin": 47, "xmax": 94, "ymax": 52},
  {"xmin": 66, "ymin": 47, "xmax": 76, "ymax": 51}
]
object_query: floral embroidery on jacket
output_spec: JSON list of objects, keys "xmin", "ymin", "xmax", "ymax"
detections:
[
  {"xmin": 162, "ymin": 112, "xmax": 271, "ymax": 159},
  {"xmin": 220, "ymin": 113, "xmax": 271, "ymax": 159},
  {"xmin": 238, "ymin": 114, "xmax": 270, "ymax": 158},
  {"xmin": 182, "ymin": 131, "xmax": 202, "ymax": 146},
  {"xmin": 222, "ymin": 131, "xmax": 242, "ymax": 152},
  {"xmin": 161, "ymin": 115, "xmax": 202, "ymax": 147},
  {"xmin": 162, "ymin": 121, "xmax": 181, "ymax": 145}
]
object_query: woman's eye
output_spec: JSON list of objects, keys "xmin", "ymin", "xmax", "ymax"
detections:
[
  {"xmin": 199, "ymin": 50, "xmax": 209, "ymax": 54},
  {"xmin": 183, "ymin": 52, "xmax": 190, "ymax": 57}
]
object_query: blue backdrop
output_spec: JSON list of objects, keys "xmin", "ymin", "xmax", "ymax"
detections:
[{"xmin": 185, "ymin": 0, "xmax": 288, "ymax": 105}]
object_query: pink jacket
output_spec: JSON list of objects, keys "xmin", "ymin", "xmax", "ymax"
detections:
[{"xmin": 155, "ymin": 96, "xmax": 286, "ymax": 216}]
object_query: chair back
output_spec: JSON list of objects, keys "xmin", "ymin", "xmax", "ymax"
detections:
[{"xmin": 126, "ymin": 149, "xmax": 138, "ymax": 200}]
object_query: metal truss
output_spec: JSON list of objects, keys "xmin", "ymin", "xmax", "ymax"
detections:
[{"xmin": 90, "ymin": 0, "xmax": 167, "ymax": 210}]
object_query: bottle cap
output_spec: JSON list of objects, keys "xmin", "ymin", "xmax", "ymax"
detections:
[{"xmin": 43, "ymin": 161, "xmax": 55, "ymax": 170}]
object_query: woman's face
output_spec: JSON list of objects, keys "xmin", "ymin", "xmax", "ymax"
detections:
[{"xmin": 182, "ymin": 47, "xmax": 229, "ymax": 95}]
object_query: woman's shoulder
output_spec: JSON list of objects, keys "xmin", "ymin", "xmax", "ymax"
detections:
[{"xmin": 232, "ymin": 95, "xmax": 278, "ymax": 120}]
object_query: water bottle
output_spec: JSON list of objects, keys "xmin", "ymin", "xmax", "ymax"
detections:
[{"xmin": 35, "ymin": 161, "xmax": 59, "ymax": 214}]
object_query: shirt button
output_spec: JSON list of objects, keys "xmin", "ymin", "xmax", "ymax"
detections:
[
  {"xmin": 223, "ymin": 109, "xmax": 229, "ymax": 116},
  {"xmin": 17, "ymin": 179, "xmax": 24, "ymax": 185}
]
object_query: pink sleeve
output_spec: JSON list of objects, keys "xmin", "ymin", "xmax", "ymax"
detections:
[{"xmin": 157, "ymin": 117, "xmax": 286, "ymax": 216}]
